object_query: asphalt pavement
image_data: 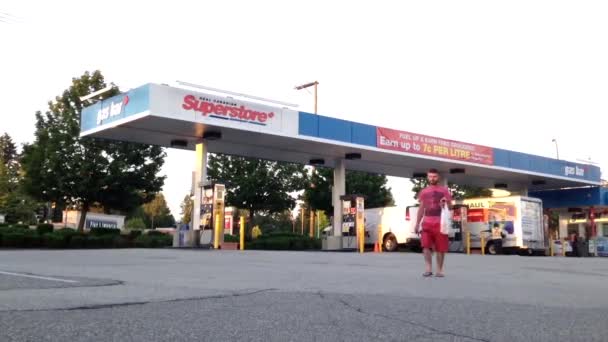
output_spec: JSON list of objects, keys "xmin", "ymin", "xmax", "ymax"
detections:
[{"xmin": 1, "ymin": 248, "xmax": 607, "ymax": 342}]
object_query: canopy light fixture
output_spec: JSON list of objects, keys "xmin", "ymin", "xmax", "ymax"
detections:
[
  {"xmin": 170, "ymin": 139, "xmax": 188, "ymax": 148},
  {"xmin": 345, "ymin": 153, "xmax": 361, "ymax": 160},
  {"xmin": 203, "ymin": 131, "xmax": 222, "ymax": 140}
]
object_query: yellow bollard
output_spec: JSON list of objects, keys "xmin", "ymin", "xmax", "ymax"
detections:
[
  {"xmin": 214, "ymin": 214, "xmax": 220, "ymax": 250},
  {"xmin": 481, "ymin": 234, "xmax": 485, "ymax": 256},
  {"xmin": 377, "ymin": 224, "xmax": 383, "ymax": 253},
  {"xmin": 562, "ymin": 238, "xmax": 567, "ymax": 257},
  {"xmin": 309, "ymin": 209, "xmax": 314, "ymax": 238},
  {"xmin": 466, "ymin": 231, "xmax": 471, "ymax": 255},
  {"xmin": 239, "ymin": 216, "xmax": 245, "ymax": 251},
  {"xmin": 358, "ymin": 226, "xmax": 364, "ymax": 254}
]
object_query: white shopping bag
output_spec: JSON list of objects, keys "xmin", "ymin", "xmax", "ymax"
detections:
[{"xmin": 440, "ymin": 203, "xmax": 452, "ymax": 235}]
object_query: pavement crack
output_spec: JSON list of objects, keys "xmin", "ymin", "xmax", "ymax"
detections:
[
  {"xmin": 0, "ymin": 288, "xmax": 278, "ymax": 313},
  {"xmin": 328, "ymin": 293, "xmax": 490, "ymax": 342}
]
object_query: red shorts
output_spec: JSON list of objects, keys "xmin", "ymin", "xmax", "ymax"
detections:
[{"xmin": 421, "ymin": 222, "xmax": 449, "ymax": 253}]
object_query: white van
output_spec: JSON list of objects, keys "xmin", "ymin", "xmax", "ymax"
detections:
[
  {"xmin": 364, "ymin": 205, "xmax": 421, "ymax": 251},
  {"xmin": 321, "ymin": 205, "xmax": 421, "ymax": 251}
]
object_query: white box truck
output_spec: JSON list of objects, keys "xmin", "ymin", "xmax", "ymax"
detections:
[{"xmin": 457, "ymin": 196, "xmax": 546, "ymax": 255}]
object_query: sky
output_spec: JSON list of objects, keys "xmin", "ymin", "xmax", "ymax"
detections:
[{"xmin": 1, "ymin": 0, "xmax": 607, "ymax": 220}]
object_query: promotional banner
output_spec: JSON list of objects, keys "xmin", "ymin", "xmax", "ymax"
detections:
[{"xmin": 376, "ymin": 127, "xmax": 494, "ymax": 165}]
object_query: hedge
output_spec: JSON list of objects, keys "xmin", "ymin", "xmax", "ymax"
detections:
[
  {"xmin": 0, "ymin": 228, "xmax": 171, "ymax": 249},
  {"xmin": 224, "ymin": 234, "xmax": 240, "ymax": 243},
  {"xmin": 247, "ymin": 234, "xmax": 321, "ymax": 251},
  {"xmin": 134, "ymin": 234, "xmax": 172, "ymax": 248},
  {"xmin": 36, "ymin": 224, "xmax": 54, "ymax": 235},
  {"xmin": 126, "ymin": 230, "xmax": 143, "ymax": 240},
  {"xmin": 43, "ymin": 232, "xmax": 68, "ymax": 249},
  {"xmin": 89, "ymin": 228, "xmax": 121, "ymax": 236}
]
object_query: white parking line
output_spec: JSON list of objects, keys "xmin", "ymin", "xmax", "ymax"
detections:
[{"xmin": 0, "ymin": 271, "xmax": 79, "ymax": 283}]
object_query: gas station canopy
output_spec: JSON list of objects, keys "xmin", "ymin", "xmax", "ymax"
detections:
[{"xmin": 81, "ymin": 83, "xmax": 601, "ymax": 192}]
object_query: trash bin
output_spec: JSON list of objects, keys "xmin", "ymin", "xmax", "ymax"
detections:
[
  {"xmin": 577, "ymin": 240, "xmax": 589, "ymax": 257},
  {"xmin": 596, "ymin": 237, "xmax": 608, "ymax": 257},
  {"xmin": 588, "ymin": 239, "xmax": 597, "ymax": 257}
]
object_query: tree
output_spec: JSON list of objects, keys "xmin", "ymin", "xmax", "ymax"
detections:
[
  {"xmin": 125, "ymin": 217, "xmax": 146, "ymax": 230},
  {"xmin": 253, "ymin": 210, "xmax": 295, "ymax": 234},
  {"xmin": 410, "ymin": 178, "xmax": 492, "ymax": 201},
  {"xmin": 0, "ymin": 133, "xmax": 17, "ymax": 168},
  {"xmin": 142, "ymin": 193, "xmax": 174, "ymax": 229},
  {"xmin": 207, "ymin": 154, "xmax": 309, "ymax": 226},
  {"xmin": 180, "ymin": 194, "xmax": 193, "ymax": 225},
  {"xmin": 302, "ymin": 168, "xmax": 395, "ymax": 214},
  {"xmin": 0, "ymin": 155, "xmax": 10, "ymax": 212},
  {"xmin": 0, "ymin": 133, "xmax": 19, "ymax": 193},
  {"xmin": 0, "ymin": 133, "xmax": 40, "ymax": 224},
  {"xmin": 21, "ymin": 71, "xmax": 166, "ymax": 231}
]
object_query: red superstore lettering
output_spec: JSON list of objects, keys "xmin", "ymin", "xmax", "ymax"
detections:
[{"xmin": 182, "ymin": 95, "xmax": 274, "ymax": 123}]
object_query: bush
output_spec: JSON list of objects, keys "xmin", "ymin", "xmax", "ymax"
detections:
[
  {"xmin": 125, "ymin": 230, "xmax": 143, "ymax": 240},
  {"xmin": 134, "ymin": 234, "xmax": 172, "ymax": 248},
  {"xmin": 247, "ymin": 234, "xmax": 321, "ymax": 251},
  {"xmin": 11, "ymin": 224, "xmax": 30, "ymax": 229},
  {"xmin": 2, "ymin": 232, "xmax": 25, "ymax": 247},
  {"xmin": 134, "ymin": 235, "xmax": 152, "ymax": 248},
  {"xmin": 55, "ymin": 229, "xmax": 78, "ymax": 243},
  {"xmin": 113, "ymin": 235, "xmax": 131, "ymax": 248},
  {"xmin": 36, "ymin": 224, "xmax": 54, "ymax": 235},
  {"xmin": 100, "ymin": 235, "xmax": 115, "ymax": 248},
  {"xmin": 125, "ymin": 217, "xmax": 146, "ymax": 230},
  {"xmin": 56, "ymin": 228, "xmax": 78, "ymax": 237},
  {"xmin": 68, "ymin": 235, "xmax": 87, "ymax": 249},
  {"xmin": 146, "ymin": 230, "xmax": 165, "ymax": 237},
  {"xmin": 22, "ymin": 230, "xmax": 42, "ymax": 248},
  {"xmin": 43, "ymin": 233, "xmax": 68, "ymax": 249},
  {"xmin": 224, "ymin": 234, "xmax": 240, "ymax": 243},
  {"xmin": 89, "ymin": 228, "xmax": 121, "ymax": 236},
  {"xmin": 84, "ymin": 236, "xmax": 103, "ymax": 248},
  {"xmin": 1, "ymin": 224, "xmax": 28, "ymax": 231}
]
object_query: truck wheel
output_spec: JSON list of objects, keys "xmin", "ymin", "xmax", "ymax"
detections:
[{"xmin": 383, "ymin": 235, "xmax": 398, "ymax": 252}]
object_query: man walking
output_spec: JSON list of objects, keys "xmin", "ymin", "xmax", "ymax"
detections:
[{"xmin": 414, "ymin": 169, "xmax": 452, "ymax": 277}]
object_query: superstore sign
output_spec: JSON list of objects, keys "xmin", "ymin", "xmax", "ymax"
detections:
[
  {"xmin": 182, "ymin": 94, "xmax": 275, "ymax": 126},
  {"xmin": 376, "ymin": 127, "xmax": 494, "ymax": 165}
]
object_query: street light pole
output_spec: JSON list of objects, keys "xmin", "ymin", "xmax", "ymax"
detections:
[
  {"xmin": 295, "ymin": 81, "xmax": 319, "ymax": 238},
  {"xmin": 295, "ymin": 81, "xmax": 319, "ymax": 114},
  {"xmin": 314, "ymin": 82, "xmax": 318, "ymax": 114},
  {"xmin": 552, "ymin": 138, "xmax": 559, "ymax": 160}
]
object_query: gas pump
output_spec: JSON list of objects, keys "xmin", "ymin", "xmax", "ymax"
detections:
[
  {"xmin": 340, "ymin": 195, "xmax": 365, "ymax": 252},
  {"xmin": 449, "ymin": 204, "xmax": 468, "ymax": 252},
  {"xmin": 199, "ymin": 183, "xmax": 226, "ymax": 248}
]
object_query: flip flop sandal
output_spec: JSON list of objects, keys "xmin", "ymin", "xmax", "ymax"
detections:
[
  {"xmin": 422, "ymin": 272, "xmax": 433, "ymax": 277},
  {"xmin": 435, "ymin": 273, "xmax": 445, "ymax": 278}
]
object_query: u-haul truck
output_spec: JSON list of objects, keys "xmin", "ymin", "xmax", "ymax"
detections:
[{"xmin": 458, "ymin": 196, "xmax": 546, "ymax": 255}]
